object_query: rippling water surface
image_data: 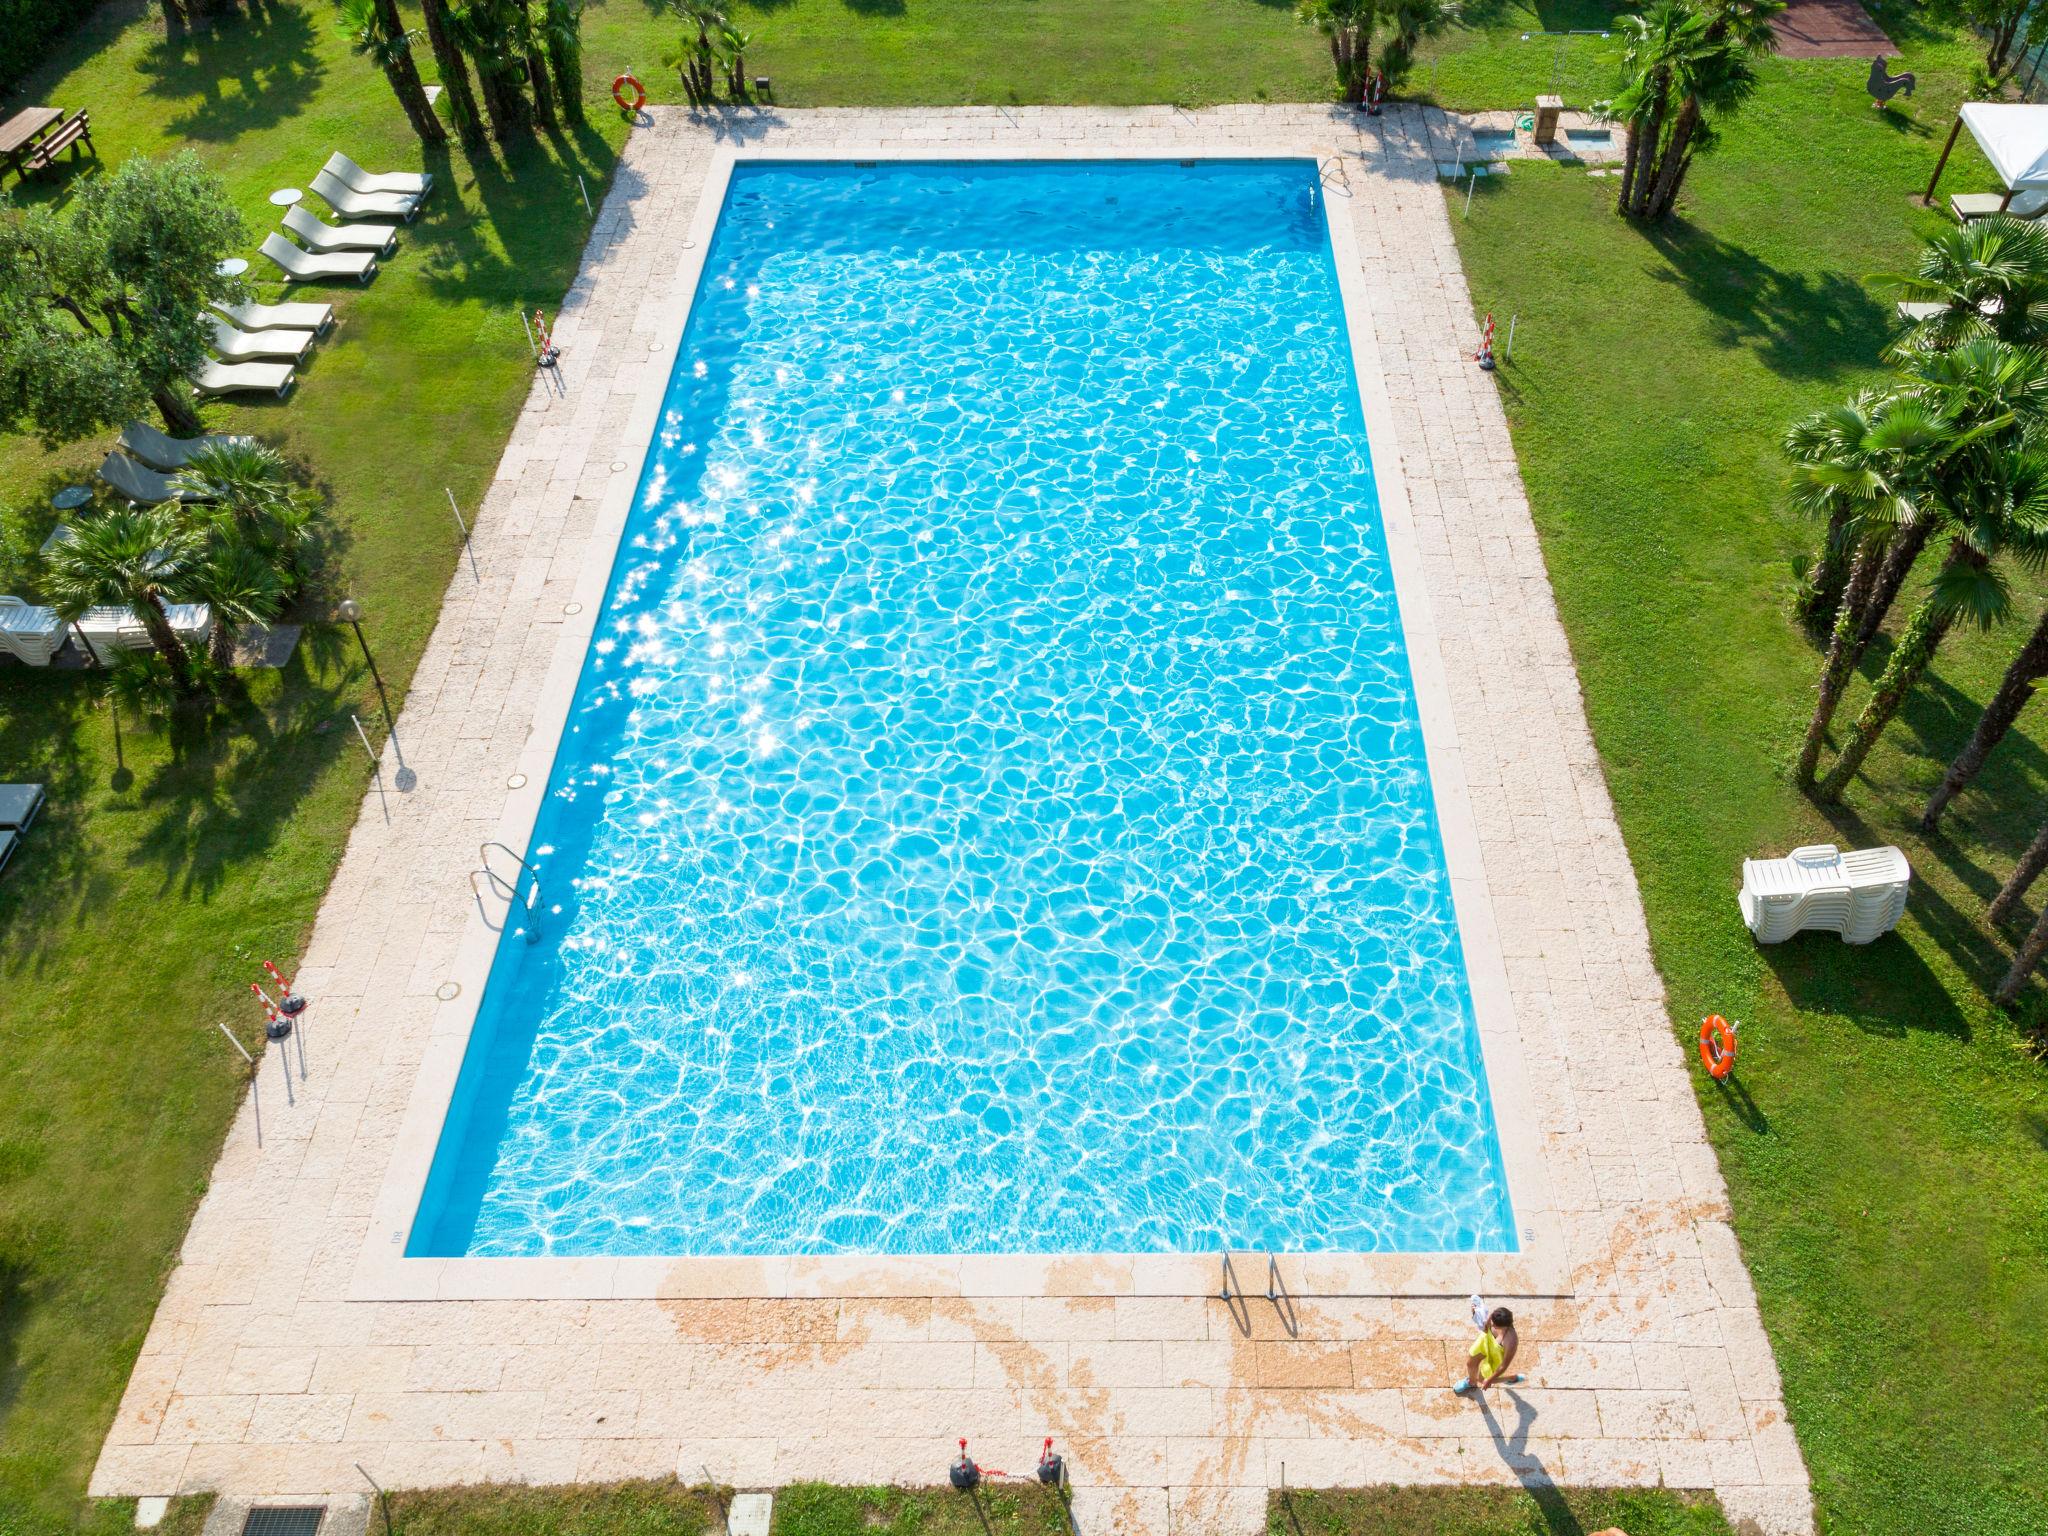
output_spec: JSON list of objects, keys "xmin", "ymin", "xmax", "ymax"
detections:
[{"xmin": 410, "ymin": 161, "xmax": 1516, "ymax": 1258}]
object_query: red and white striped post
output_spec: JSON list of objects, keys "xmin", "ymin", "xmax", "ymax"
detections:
[{"xmin": 1474, "ymin": 312, "xmax": 1496, "ymax": 371}]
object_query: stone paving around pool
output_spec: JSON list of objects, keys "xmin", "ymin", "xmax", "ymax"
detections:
[{"xmin": 90, "ymin": 105, "xmax": 1812, "ymax": 1536}]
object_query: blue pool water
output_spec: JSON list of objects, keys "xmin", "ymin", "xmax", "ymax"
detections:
[{"xmin": 409, "ymin": 160, "xmax": 1516, "ymax": 1259}]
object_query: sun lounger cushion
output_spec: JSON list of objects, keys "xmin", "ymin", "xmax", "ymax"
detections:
[
  {"xmin": 190, "ymin": 359, "xmax": 296, "ymax": 400},
  {"xmin": 260, "ymin": 232, "xmax": 377, "ymax": 284},
  {"xmin": 325, "ymin": 151, "xmax": 431, "ymax": 199},
  {"xmin": 0, "ymin": 783, "xmax": 44, "ymax": 831},
  {"xmin": 213, "ymin": 298, "xmax": 334, "ymax": 334},
  {"xmin": 1950, "ymin": 189, "xmax": 2048, "ymax": 221}
]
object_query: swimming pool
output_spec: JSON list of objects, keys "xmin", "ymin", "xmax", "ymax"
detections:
[{"xmin": 409, "ymin": 159, "xmax": 1516, "ymax": 1259}]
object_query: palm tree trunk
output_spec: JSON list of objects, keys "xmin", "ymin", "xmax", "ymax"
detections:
[
  {"xmin": 209, "ymin": 619, "xmax": 237, "ymax": 670},
  {"xmin": 1795, "ymin": 504, "xmax": 1857, "ymax": 629},
  {"xmin": 153, "ymin": 383, "xmax": 201, "ymax": 438},
  {"xmin": 421, "ymin": 0, "xmax": 485, "ymax": 151},
  {"xmin": 1991, "ymin": 817, "xmax": 2048, "ymax": 926},
  {"xmin": 1644, "ymin": 95, "xmax": 1701, "ymax": 219},
  {"xmin": 1617, "ymin": 112, "xmax": 1645, "ymax": 212},
  {"xmin": 1921, "ymin": 607, "xmax": 2048, "ymax": 830},
  {"xmin": 138, "ymin": 593, "xmax": 199, "ymax": 694},
  {"xmin": 1995, "ymin": 898, "xmax": 2048, "ymax": 1003},
  {"xmin": 373, "ymin": 0, "xmax": 448, "ymax": 145},
  {"xmin": 1627, "ymin": 72, "xmax": 1670, "ymax": 218},
  {"xmin": 1797, "ymin": 535, "xmax": 1879, "ymax": 786},
  {"xmin": 1849, "ymin": 516, "xmax": 1936, "ymax": 667},
  {"xmin": 1816, "ymin": 582, "xmax": 1963, "ymax": 802},
  {"xmin": 475, "ymin": 58, "xmax": 532, "ymax": 143},
  {"xmin": 545, "ymin": 1, "xmax": 583, "ymax": 124},
  {"xmin": 525, "ymin": 39, "xmax": 559, "ymax": 130}
]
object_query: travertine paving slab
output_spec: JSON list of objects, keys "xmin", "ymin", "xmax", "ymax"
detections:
[{"xmin": 91, "ymin": 106, "xmax": 1811, "ymax": 1536}]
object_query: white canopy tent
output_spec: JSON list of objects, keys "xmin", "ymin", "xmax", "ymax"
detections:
[{"xmin": 1925, "ymin": 102, "xmax": 2048, "ymax": 213}]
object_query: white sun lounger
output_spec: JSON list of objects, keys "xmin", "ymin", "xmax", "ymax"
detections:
[
  {"xmin": 1896, "ymin": 301, "xmax": 1948, "ymax": 323},
  {"xmin": 1739, "ymin": 843, "xmax": 1910, "ymax": 946},
  {"xmin": 208, "ymin": 315, "xmax": 316, "ymax": 362},
  {"xmin": 74, "ymin": 603, "xmax": 212, "ymax": 664},
  {"xmin": 325, "ymin": 150, "xmax": 432, "ymax": 200},
  {"xmin": 1950, "ymin": 188, "xmax": 2048, "ymax": 222},
  {"xmin": 98, "ymin": 450, "xmax": 213, "ymax": 504},
  {"xmin": 213, "ymin": 297, "xmax": 334, "ymax": 335},
  {"xmin": 261, "ymin": 231, "xmax": 376, "ymax": 284},
  {"xmin": 190, "ymin": 358, "xmax": 296, "ymax": 400},
  {"xmin": 311, "ymin": 167, "xmax": 420, "ymax": 222},
  {"xmin": 118, "ymin": 420, "xmax": 254, "ymax": 473},
  {"xmin": 0, "ymin": 783, "xmax": 45, "ymax": 831},
  {"xmin": 283, "ymin": 203, "xmax": 397, "ymax": 257},
  {"xmin": 0, "ymin": 597, "xmax": 64, "ymax": 666}
]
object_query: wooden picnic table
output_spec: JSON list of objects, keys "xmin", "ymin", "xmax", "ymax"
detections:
[
  {"xmin": 0, "ymin": 106, "xmax": 60, "ymax": 168},
  {"xmin": 0, "ymin": 107, "xmax": 61, "ymax": 183}
]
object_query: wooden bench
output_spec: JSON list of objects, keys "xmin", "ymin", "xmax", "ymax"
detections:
[{"xmin": 21, "ymin": 111, "xmax": 92, "ymax": 176}]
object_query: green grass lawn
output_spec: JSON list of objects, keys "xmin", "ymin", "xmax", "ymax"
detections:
[
  {"xmin": 1269, "ymin": 1486, "xmax": 1733, "ymax": 1536},
  {"xmin": 1448, "ymin": 9, "xmax": 2048, "ymax": 1536},
  {"xmin": 2, "ymin": 1, "xmax": 2046, "ymax": 1534}
]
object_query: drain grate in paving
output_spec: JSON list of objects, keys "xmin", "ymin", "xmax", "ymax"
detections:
[{"xmin": 242, "ymin": 1509, "xmax": 325, "ymax": 1536}]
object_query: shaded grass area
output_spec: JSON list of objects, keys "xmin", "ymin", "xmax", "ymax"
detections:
[
  {"xmin": 0, "ymin": 2, "xmax": 625, "ymax": 1528},
  {"xmin": 1448, "ymin": 14, "xmax": 2048, "ymax": 1536},
  {"xmin": 1268, "ymin": 1486, "xmax": 1733, "ymax": 1536},
  {"xmin": 585, "ymin": 0, "xmax": 1330, "ymax": 109}
]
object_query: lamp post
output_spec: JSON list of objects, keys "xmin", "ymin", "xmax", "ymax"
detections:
[{"xmin": 336, "ymin": 598, "xmax": 383, "ymax": 694}]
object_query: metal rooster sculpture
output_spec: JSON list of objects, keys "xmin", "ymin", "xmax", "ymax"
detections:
[{"xmin": 1868, "ymin": 56, "xmax": 1916, "ymax": 108}]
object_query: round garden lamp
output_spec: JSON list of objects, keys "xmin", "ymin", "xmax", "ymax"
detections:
[{"xmin": 337, "ymin": 597, "xmax": 385, "ymax": 697}]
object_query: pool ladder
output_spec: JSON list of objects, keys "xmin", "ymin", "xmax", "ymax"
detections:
[
  {"xmin": 1219, "ymin": 1250, "xmax": 1299, "ymax": 1336},
  {"xmin": 1318, "ymin": 156, "xmax": 1353, "ymax": 194},
  {"xmin": 470, "ymin": 840, "xmax": 543, "ymax": 944}
]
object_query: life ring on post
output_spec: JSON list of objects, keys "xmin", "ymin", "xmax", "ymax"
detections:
[
  {"xmin": 613, "ymin": 72, "xmax": 646, "ymax": 114},
  {"xmin": 1698, "ymin": 1014, "xmax": 1738, "ymax": 1081}
]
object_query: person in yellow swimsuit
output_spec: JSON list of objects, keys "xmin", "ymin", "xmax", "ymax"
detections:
[{"xmin": 1452, "ymin": 1305, "xmax": 1523, "ymax": 1396}]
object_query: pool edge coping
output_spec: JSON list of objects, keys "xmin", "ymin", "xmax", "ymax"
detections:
[{"xmin": 351, "ymin": 143, "xmax": 1568, "ymax": 1305}]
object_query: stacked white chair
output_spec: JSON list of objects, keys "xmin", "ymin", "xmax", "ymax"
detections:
[
  {"xmin": 0, "ymin": 597, "xmax": 64, "ymax": 666},
  {"xmin": 1739, "ymin": 843, "xmax": 1911, "ymax": 945}
]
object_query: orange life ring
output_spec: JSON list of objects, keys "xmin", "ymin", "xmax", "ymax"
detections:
[
  {"xmin": 1698, "ymin": 1014, "xmax": 1738, "ymax": 1081},
  {"xmin": 613, "ymin": 73, "xmax": 646, "ymax": 114}
]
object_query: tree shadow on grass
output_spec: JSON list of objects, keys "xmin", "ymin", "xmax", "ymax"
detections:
[
  {"xmin": 123, "ymin": 652, "xmax": 355, "ymax": 901},
  {"xmin": 411, "ymin": 130, "xmax": 628, "ymax": 307},
  {"xmin": 138, "ymin": 1, "xmax": 326, "ymax": 143},
  {"xmin": 1642, "ymin": 216, "xmax": 1889, "ymax": 381},
  {"xmin": 0, "ymin": 676, "xmax": 105, "ymax": 963}
]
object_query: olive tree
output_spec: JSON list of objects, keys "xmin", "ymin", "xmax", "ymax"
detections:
[{"xmin": 0, "ymin": 152, "xmax": 246, "ymax": 443}]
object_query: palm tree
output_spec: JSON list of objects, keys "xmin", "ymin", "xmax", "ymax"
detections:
[
  {"xmin": 1842, "ymin": 340, "xmax": 2048, "ymax": 673},
  {"xmin": 540, "ymin": 0, "xmax": 586, "ymax": 124},
  {"xmin": 1613, "ymin": 1, "xmax": 1693, "ymax": 217},
  {"xmin": 665, "ymin": 0, "xmax": 725, "ymax": 106},
  {"xmin": 421, "ymin": 0, "xmax": 487, "ymax": 151},
  {"xmin": 186, "ymin": 537, "xmax": 287, "ymax": 670},
  {"xmin": 1295, "ymin": 0, "xmax": 1378, "ymax": 104},
  {"xmin": 44, "ymin": 508, "xmax": 204, "ymax": 695},
  {"xmin": 1991, "ymin": 815, "xmax": 2048, "ymax": 927},
  {"xmin": 1616, "ymin": 0, "xmax": 1780, "ymax": 221},
  {"xmin": 1786, "ymin": 389, "xmax": 1903, "ymax": 626},
  {"xmin": 174, "ymin": 439, "xmax": 316, "ymax": 593},
  {"xmin": 1995, "ymin": 896, "xmax": 2048, "ymax": 1004},
  {"xmin": 454, "ymin": 0, "xmax": 535, "ymax": 143},
  {"xmin": 1387, "ymin": 0, "xmax": 1458, "ymax": 56},
  {"xmin": 1920, "ymin": 603, "xmax": 2048, "ymax": 830},
  {"xmin": 1816, "ymin": 445, "xmax": 2048, "ymax": 802},
  {"xmin": 1789, "ymin": 394, "xmax": 1951, "ymax": 785},
  {"xmin": 1879, "ymin": 216, "xmax": 2048, "ymax": 359},
  {"xmin": 338, "ymin": 0, "xmax": 447, "ymax": 147}
]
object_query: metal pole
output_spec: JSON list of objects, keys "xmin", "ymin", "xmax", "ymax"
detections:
[
  {"xmin": 447, "ymin": 488, "xmax": 480, "ymax": 581},
  {"xmin": 356, "ymin": 1463, "xmax": 395, "ymax": 1536},
  {"xmin": 520, "ymin": 308, "xmax": 540, "ymax": 362},
  {"xmin": 351, "ymin": 712, "xmax": 380, "ymax": 773},
  {"xmin": 578, "ymin": 174, "xmax": 592, "ymax": 216},
  {"xmin": 1465, "ymin": 169, "xmax": 1478, "ymax": 218},
  {"xmin": 1925, "ymin": 113, "xmax": 1966, "ymax": 204},
  {"xmin": 1507, "ymin": 313, "xmax": 1518, "ymax": 359}
]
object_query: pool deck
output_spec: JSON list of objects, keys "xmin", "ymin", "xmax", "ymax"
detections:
[{"xmin": 91, "ymin": 105, "xmax": 1813, "ymax": 1536}]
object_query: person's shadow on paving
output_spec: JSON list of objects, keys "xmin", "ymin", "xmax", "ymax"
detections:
[{"xmin": 1477, "ymin": 1389, "xmax": 1586, "ymax": 1536}]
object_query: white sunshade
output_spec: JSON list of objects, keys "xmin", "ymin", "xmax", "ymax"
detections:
[{"xmin": 1960, "ymin": 102, "xmax": 2048, "ymax": 190}]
